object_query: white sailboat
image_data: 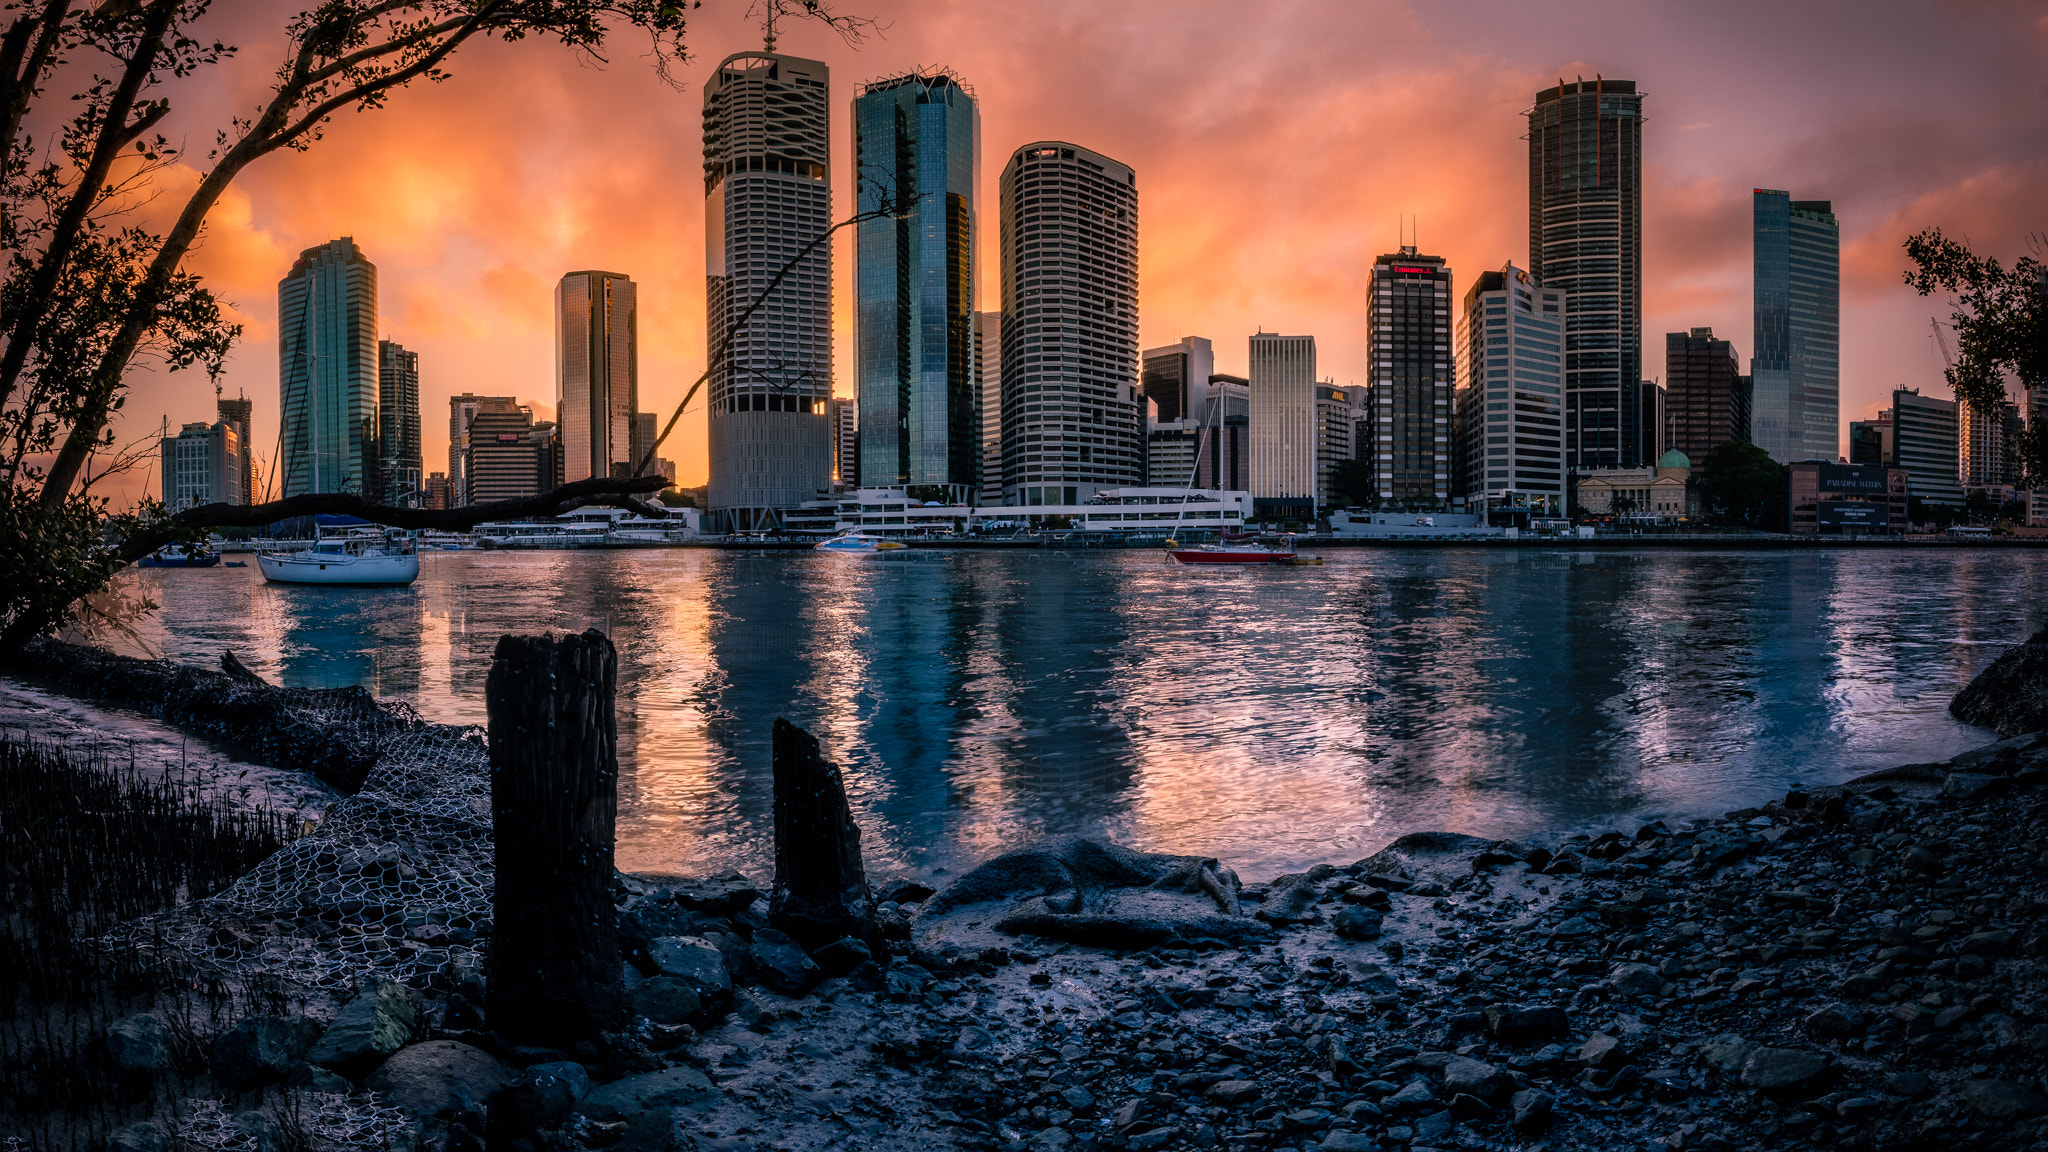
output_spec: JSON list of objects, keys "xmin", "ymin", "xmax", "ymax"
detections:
[{"xmin": 257, "ymin": 527, "xmax": 419, "ymax": 586}]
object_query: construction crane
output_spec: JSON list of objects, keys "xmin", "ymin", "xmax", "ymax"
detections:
[{"xmin": 1931, "ymin": 316, "xmax": 1957, "ymax": 375}]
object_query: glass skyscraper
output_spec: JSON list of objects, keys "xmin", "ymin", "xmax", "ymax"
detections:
[
  {"xmin": 1456, "ymin": 263, "xmax": 1566, "ymax": 518},
  {"xmin": 377, "ymin": 340, "xmax": 421, "ymax": 504},
  {"xmin": 277, "ymin": 237, "xmax": 378, "ymax": 497},
  {"xmin": 852, "ymin": 71, "xmax": 979, "ymax": 500},
  {"xmin": 1528, "ymin": 77, "xmax": 1643, "ymax": 469},
  {"xmin": 1366, "ymin": 249, "xmax": 1454, "ymax": 506},
  {"xmin": 703, "ymin": 49, "xmax": 832, "ymax": 531},
  {"xmin": 555, "ymin": 270, "xmax": 638, "ymax": 482},
  {"xmin": 1752, "ymin": 190, "xmax": 1839, "ymax": 462}
]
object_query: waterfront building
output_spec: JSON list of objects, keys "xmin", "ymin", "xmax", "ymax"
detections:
[
  {"xmin": 555, "ymin": 270, "xmax": 637, "ymax": 483},
  {"xmin": 1145, "ymin": 420, "xmax": 1199, "ymax": 488},
  {"xmin": 1315, "ymin": 384, "xmax": 1355, "ymax": 508},
  {"xmin": 449, "ymin": 394, "xmax": 521, "ymax": 507},
  {"xmin": 1142, "ymin": 337, "xmax": 1214, "ymax": 427},
  {"xmin": 1665, "ymin": 327, "xmax": 1753, "ymax": 461},
  {"xmin": 853, "ymin": 71, "xmax": 979, "ymax": 501},
  {"xmin": 1848, "ymin": 412, "xmax": 1892, "ymax": 466},
  {"xmin": 1455, "ymin": 263, "xmax": 1566, "ymax": 520},
  {"xmin": 278, "ymin": 237, "xmax": 378, "ymax": 497},
  {"xmin": 1573, "ymin": 450, "xmax": 1694, "ymax": 521},
  {"xmin": 1248, "ymin": 333, "xmax": 1316, "ymax": 517},
  {"xmin": 1196, "ymin": 375, "xmax": 1250, "ymax": 491},
  {"xmin": 1786, "ymin": 461, "xmax": 1907, "ymax": 534},
  {"xmin": 789, "ymin": 485, "xmax": 1251, "ymax": 537},
  {"xmin": 159, "ymin": 420, "xmax": 242, "ymax": 510},
  {"xmin": 975, "ymin": 311, "xmax": 1001, "ymax": 497},
  {"xmin": 1961, "ymin": 397, "xmax": 2020, "ymax": 491},
  {"xmin": 997, "ymin": 141, "xmax": 1142, "ymax": 506},
  {"xmin": 1751, "ymin": 191, "xmax": 1840, "ymax": 462},
  {"xmin": 1366, "ymin": 248, "xmax": 1454, "ymax": 507},
  {"xmin": 831, "ymin": 397, "xmax": 858, "ymax": 487},
  {"xmin": 423, "ymin": 471, "xmax": 450, "ymax": 510},
  {"xmin": 704, "ymin": 48, "xmax": 833, "ymax": 530},
  {"xmin": 466, "ymin": 403, "xmax": 537, "ymax": 504},
  {"xmin": 215, "ymin": 397, "xmax": 254, "ymax": 504},
  {"xmin": 376, "ymin": 340, "xmax": 421, "ymax": 504},
  {"xmin": 1528, "ymin": 77, "xmax": 1644, "ymax": 468},
  {"xmin": 1892, "ymin": 388, "xmax": 1963, "ymax": 507}
]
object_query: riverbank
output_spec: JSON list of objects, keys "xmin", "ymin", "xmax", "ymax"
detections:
[
  {"xmin": 652, "ymin": 534, "xmax": 2048, "ymax": 552},
  {"xmin": 4, "ymin": 642, "xmax": 2045, "ymax": 1152}
]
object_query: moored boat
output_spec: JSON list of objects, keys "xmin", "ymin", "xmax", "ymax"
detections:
[
  {"xmin": 814, "ymin": 532, "xmax": 907, "ymax": 555},
  {"xmin": 1166, "ymin": 534, "xmax": 1299, "ymax": 565},
  {"xmin": 137, "ymin": 545, "xmax": 221, "ymax": 568},
  {"xmin": 257, "ymin": 528, "xmax": 419, "ymax": 586}
]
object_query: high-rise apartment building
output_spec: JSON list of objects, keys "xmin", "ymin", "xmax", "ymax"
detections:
[
  {"xmin": 830, "ymin": 397, "xmax": 858, "ymax": 486},
  {"xmin": 159, "ymin": 420, "xmax": 242, "ymax": 510},
  {"xmin": 1892, "ymin": 388, "xmax": 1962, "ymax": 507},
  {"xmin": 376, "ymin": 340, "xmax": 421, "ymax": 504},
  {"xmin": 215, "ymin": 396, "xmax": 253, "ymax": 504},
  {"xmin": 1455, "ymin": 263, "xmax": 1566, "ymax": 517},
  {"xmin": 1248, "ymin": 333, "xmax": 1316, "ymax": 505},
  {"xmin": 1961, "ymin": 398, "xmax": 2021, "ymax": 491},
  {"xmin": 1752, "ymin": 191, "xmax": 1839, "ymax": 462},
  {"xmin": 1529, "ymin": 77, "xmax": 1643, "ymax": 469},
  {"xmin": 1315, "ymin": 384, "xmax": 1355, "ymax": 507},
  {"xmin": 1142, "ymin": 337, "xmax": 1214, "ymax": 427},
  {"xmin": 448, "ymin": 393, "xmax": 519, "ymax": 507},
  {"xmin": 853, "ymin": 71, "xmax": 979, "ymax": 500},
  {"xmin": 975, "ymin": 311, "xmax": 1001, "ymax": 496},
  {"xmin": 555, "ymin": 270, "xmax": 637, "ymax": 483},
  {"xmin": 704, "ymin": 49, "xmax": 833, "ymax": 530},
  {"xmin": 998, "ymin": 141, "xmax": 1141, "ymax": 505},
  {"xmin": 277, "ymin": 237, "xmax": 377, "ymax": 497},
  {"xmin": 1366, "ymin": 248, "xmax": 1454, "ymax": 506},
  {"xmin": 1665, "ymin": 327, "xmax": 1753, "ymax": 461}
]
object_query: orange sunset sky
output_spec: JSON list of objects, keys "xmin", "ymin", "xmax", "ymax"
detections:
[{"xmin": 105, "ymin": 0, "xmax": 2048, "ymax": 501}]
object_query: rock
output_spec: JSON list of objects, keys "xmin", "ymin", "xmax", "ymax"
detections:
[
  {"xmin": 105, "ymin": 1014, "xmax": 170, "ymax": 1077},
  {"xmin": 1320, "ymin": 1134, "xmax": 1381, "ymax": 1151},
  {"xmin": 1385, "ymin": 1081, "xmax": 1437, "ymax": 1108},
  {"xmin": 1332, "ymin": 907, "xmax": 1383, "ymax": 939},
  {"xmin": 1610, "ymin": 962, "xmax": 1664, "ymax": 997},
  {"xmin": 667, "ymin": 875, "xmax": 761, "ymax": 916},
  {"xmin": 1804, "ymin": 1002, "xmax": 1867, "ymax": 1039},
  {"xmin": 307, "ymin": 979, "xmax": 420, "ymax": 1076},
  {"xmin": 1739, "ymin": 1047, "xmax": 1829, "ymax": 1090},
  {"xmin": 747, "ymin": 927, "xmax": 823, "ymax": 995},
  {"xmin": 1902, "ymin": 846, "xmax": 1944, "ymax": 875},
  {"xmin": 361, "ymin": 1040, "xmax": 512, "ymax": 1120},
  {"xmin": 1551, "ymin": 915, "xmax": 1598, "ymax": 939},
  {"xmin": 1884, "ymin": 1071, "xmax": 1932, "ymax": 1097},
  {"xmin": 1485, "ymin": 1003, "xmax": 1568, "ymax": 1045},
  {"xmin": 103, "ymin": 1122, "xmax": 165, "ymax": 1152},
  {"xmin": 1257, "ymin": 875, "xmax": 1322, "ymax": 925},
  {"xmin": 628, "ymin": 977, "xmax": 701, "ymax": 1025},
  {"xmin": 1837, "ymin": 1096, "xmax": 1881, "ymax": 1120},
  {"xmin": 1510, "ymin": 1089, "xmax": 1554, "ymax": 1131},
  {"xmin": 1577, "ymin": 1032, "xmax": 1626, "ymax": 1069},
  {"xmin": 1207, "ymin": 1080, "xmax": 1261, "ymax": 1105},
  {"xmin": 812, "ymin": 936, "xmax": 873, "ymax": 975},
  {"xmin": 232, "ymin": 1111, "xmax": 283, "ymax": 1152},
  {"xmin": 287, "ymin": 1062, "xmax": 354, "ymax": 1093},
  {"xmin": 647, "ymin": 935, "xmax": 733, "ymax": 1000},
  {"xmin": 1442, "ymin": 1056, "xmax": 1506, "ymax": 1102},
  {"xmin": 1959, "ymin": 1078, "xmax": 2048, "ymax": 1119},
  {"xmin": 1697, "ymin": 1034, "xmax": 1756, "ymax": 1074},
  {"xmin": 1413, "ymin": 1109, "xmax": 1455, "ymax": 1140},
  {"xmin": 208, "ymin": 1016, "xmax": 320, "ymax": 1093},
  {"xmin": 580, "ymin": 1066, "xmax": 718, "ymax": 1150},
  {"xmin": 1961, "ymin": 929, "xmax": 2014, "ymax": 955},
  {"xmin": 1950, "ymin": 627, "xmax": 2048, "ymax": 736},
  {"xmin": 1943, "ymin": 772, "xmax": 2004, "ymax": 800},
  {"xmin": 876, "ymin": 877, "xmax": 936, "ymax": 905},
  {"xmin": 486, "ymin": 1060, "xmax": 593, "ymax": 1135}
]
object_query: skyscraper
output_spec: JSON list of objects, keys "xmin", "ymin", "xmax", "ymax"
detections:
[
  {"xmin": 1529, "ymin": 77, "xmax": 1643, "ymax": 469},
  {"xmin": 1315, "ymin": 384, "xmax": 1355, "ymax": 507},
  {"xmin": 448, "ymin": 393, "xmax": 519, "ymax": 507},
  {"xmin": 1142, "ymin": 337, "xmax": 1214, "ymax": 427},
  {"xmin": 555, "ymin": 270, "xmax": 637, "ymax": 483},
  {"xmin": 1248, "ymin": 333, "xmax": 1316, "ymax": 506},
  {"xmin": 998, "ymin": 141, "xmax": 1141, "ymax": 506},
  {"xmin": 466, "ymin": 402, "xmax": 537, "ymax": 504},
  {"xmin": 830, "ymin": 397, "xmax": 858, "ymax": 487},
  {"xmin": 1665, "ymin": 327, "xmax": 1752, "ymax": 461},
  {"xmin": 853, "ymin": 71, "xmax": 979, "ymax": 500},
  {"xmin": 377, "ymin": 340, "xmax": 421, "ymax": 504},
  {"xmin": 1456, "ymin": 263, "xmax": 1566, "ymax": 518},
  {"xmin": 975, "ymin": 311, "xmax": 1001, "ymax": 496},
  {"xmin": 1196, "ymin": 375, "xmax": 1250, "ymax": 492},
  {"xmin": 1892, "ymin": 388, "xmax": 1962, "ymax": 508},
  {"xmin": 1752, "ymin": 191, "xmax": 1840, "ymax": 462},
  {"xmin": 1366, "ymin": 248, "xmax": 1454, "ymax": 506},
  {"xmin": 277, "ymin": 237, "xmax": 377, "ymax": 497},
  {"xmin": 160, "ymin": 420, "xmax": 242, "ymax": 510},
  {"xmin": 703, "ymin": 48, "xmax": 832, "ymax": 530},
  {"xmin": 215, "ymin": 396, "xmax": 253, "ymax": 504}
]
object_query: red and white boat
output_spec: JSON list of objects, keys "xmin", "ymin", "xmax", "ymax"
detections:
[{"xmin": 1166, "ymin": 534, "xmax": 1300, "ymax": 565}]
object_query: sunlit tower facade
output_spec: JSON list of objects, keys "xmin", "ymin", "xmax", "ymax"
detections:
[
  {"xmin": 556, "ymin": 270, "xmax": 638, "ymax": 483},
  {"xmin": 376, "ymin": 340, "xmax": 421, "ymax": 504},
  {"xmin": 1366, "ymin": 249, "xmax": 1454, "ymax": 506},
  {"xmin": 277, "ymin": 237, "xmax": 378, "ymax": 497},
  {"xmin": 1751, "ymin": 190, "xmax": 1839, "ymax": 462},
  {"xmin": 1528, "ymin": 77, "xmax": 1644, "ymax": 469},
  {"xmin": 703, "ymin": 49, "xmax": 833, "ymax": 531}
]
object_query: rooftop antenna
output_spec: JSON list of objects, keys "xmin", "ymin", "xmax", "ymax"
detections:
[{"xmin": 762, "ymin": 2, "xmax": 778, "ymax": 52}]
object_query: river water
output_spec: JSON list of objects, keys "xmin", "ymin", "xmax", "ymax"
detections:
[{"xmin": 107, "ymin": 547, "xmax": 2042, "ymax": 880}]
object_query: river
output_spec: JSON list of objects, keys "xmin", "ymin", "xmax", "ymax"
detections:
[{"xmin": 105, "ymin": 547, "xmax": 2042, "ymax": 880}]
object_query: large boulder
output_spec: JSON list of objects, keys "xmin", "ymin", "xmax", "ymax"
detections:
[
  {"xmin": 307, "ymin": 979, "xmax": 421, "ymax": 1077},
  {"xmin": 579, "ymin": 1066, "xmax": 718, "ymax": 1151},
  {"xmin": 627, "ymin": 977, "xmax": 702, "ymax": 1025},
  {"xmin": 647, "ymin": 936, "xmax": 733, "ymax": 1004},
  {"xmin": 1952, "ymin": 628, "xmax": 2048, "ymax": 736},
  {"xmin": 747, "ymin": 928, "xmax": 822, "ymax": 995},
  {"xmin": 209, "ymin": 1016, "xmax": 320, "ymax": 1093},
  {"xmin": 106, "ymin": 1014, "xmax": 172, "ymax": 1077},
  {"xmin": 361, "ymin": 1040, "xmax": 512, "ymax": 1120}
]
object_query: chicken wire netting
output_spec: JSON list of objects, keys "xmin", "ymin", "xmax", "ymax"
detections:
[
  {"xmin": 104, "ymin": 699, "xmax": 496, "ymax": 993},
  {"xmin": 176, "ymin": 1094, "xmax": 412, "ymax": 1152}
]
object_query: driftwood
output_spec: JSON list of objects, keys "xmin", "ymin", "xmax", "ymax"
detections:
[
  {"xmin": 485, "ymin": 630, "xmax": 623, "ymax": 1046},
  {"xmin": 768, "ymin": 718, "xmax": 884, "ymax": 956}
]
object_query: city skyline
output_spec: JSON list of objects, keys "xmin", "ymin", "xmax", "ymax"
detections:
[{"xmin": 109, "ymin": 2, "xmax": 2045, "ymax": 503}]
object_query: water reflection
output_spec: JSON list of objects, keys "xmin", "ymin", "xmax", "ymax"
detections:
[{"xmin": 116, "ymin": 548, "xmax": 2042, "ymax": 879}]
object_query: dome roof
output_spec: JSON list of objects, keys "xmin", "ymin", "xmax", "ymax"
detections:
[{"xmin": 1656, "ymin": 448, "xmax": 1691, "ymax": 469}]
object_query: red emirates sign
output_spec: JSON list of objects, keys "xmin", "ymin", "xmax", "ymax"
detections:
[{"xmin": 1392, "ymin": 266, "xmax": 1434, "ymax": 274}]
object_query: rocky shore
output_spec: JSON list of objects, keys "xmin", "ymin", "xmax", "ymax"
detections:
[{"xmin": 10, "ymin": 641, "xmax": 2046, "ymax": 1152}]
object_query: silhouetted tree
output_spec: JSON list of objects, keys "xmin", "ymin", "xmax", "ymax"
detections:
[
  {"xmin": 1904, "ymin": 228, "xmax": 2048, "ymax": 483},
  {"xmin": 1697, "ymin": 440, "xmax": 1780, "ymax": 526}
]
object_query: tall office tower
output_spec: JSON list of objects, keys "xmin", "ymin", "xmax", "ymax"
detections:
[
  {"xmin": 1314, "ymin": 384, "xmax": 1354, "ymax": 507},
  {"xmin": 1892, "ymin": 388, "xmax": 1962, "ymax": 507},
  {"xmin": 1961, "ymin": 398, "xmax": 2020, "ymax": 490},
  {"xmin": 556, "ymin": 270, "xmax": 637, "ymax": 483},
  {"xmin": 215, "ymin": 396, "xmax": 253, "ymax": 504},
  {"xmin": 1455, "ymin": 264, "xmax": 1566, "ymax": 518},
  {"xmin": 1142, "ymin": 337, "xmax": 1215, "ymax": 427},
  {"xmin": 423, "ymin": 472, "xmax": 450, "ymax": 510},
  {"xmin": 1529, "ymin": 77, "xmax": 1643, "ymax": 469},
  {"xmin": 1848, "ymin": 412, "xmax": 1892, "ymax": 465},
  {"xmin": 852, "ymin": 71, "xmax": 979, "ymax": 500},
  {"xmin": 1366, "ymin": 248, "xmax": 1455, "ymax": 506},
  {"xmin": 1639, "ymin": 382, "xmax": 1666, "ymax": 459},
  {"xmin": 704, "ymin": 49, "xmax": 832, "ymax": 530},
  {"xmin": 277, "ymin": 237, "xmax": 377, "ymax": 497},
  {"xmin": 998, "ymin": 141, "xmax": 1141, "ymax": 506},
  {"xmin": 1196, "ymin": 375, "xmax": 1250, "ymax": 490},
  {"xmin": 159, "ymin": 420, "xmax": 242, "ymax": 510},
  {"xmin": 629, "ymin": 411, "xmax": 656, "ymax": 474},
  {"xmin": 466, "ymin": 403, "xmax": 537, "ymax": 504},
  {"xmin": 448, "ymin": 393, "xmax": 519, "ymax": 507},
  {"xmin": 1665, "ymin": 327, "xmax": 1753, "ymax": 460},
  {"xmin": 829, "ymin": 397, "xmax": 857, "ymax": 486},
  {"xmin": 975, "ymin": 311, "xmax": 1001, "ymax": 495},
  {"xmin": 1248, "ymin": 333, "xmax": 1317, "ymax": 505},
  {"xmin": 1752, "ymin": 191, "xmax": 1840, "ymax": 462},
  {"xmin": 376, "ymin": 340, "xmax": 422, "ymax": 504}
]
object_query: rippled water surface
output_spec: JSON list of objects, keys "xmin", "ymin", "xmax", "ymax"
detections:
[{"xmin": 113, "ymin": 548, "xmax": 2043, "ymax": 879}]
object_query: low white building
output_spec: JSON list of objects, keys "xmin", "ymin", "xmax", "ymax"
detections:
[
  {"xmin": 1330, "ymin": 511, "xmax": 1502, "ymax": 538},
  {"xmin": 791, "ymin": 486, "xmax": 1251, "ymax": 536}
]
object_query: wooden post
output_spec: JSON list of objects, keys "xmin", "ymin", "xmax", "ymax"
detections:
[
  {"xmin": 485, "ymin": 630, "xmax": 622, "ymax": 1046},
  {"xmin": 769, "ymin": 718, "xmax": 883, "ymax": 955}
]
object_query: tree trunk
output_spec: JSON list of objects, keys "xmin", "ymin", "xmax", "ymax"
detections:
[
  {"xmin": 769, "ymin": 717, "xmax": 883, "ymax": 955},
  {"xmin": 485, "ymin": 630, "xmax": 622, "ymax": 1046}
]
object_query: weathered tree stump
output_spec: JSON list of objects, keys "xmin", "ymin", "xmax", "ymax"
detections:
[
  {"xmin": 485, "ymin": 630, "xmax": 623, "ymax": 1046},
  {"xmin": 769, "ymin": 718, "xmax": 884, "ymax": 955}
]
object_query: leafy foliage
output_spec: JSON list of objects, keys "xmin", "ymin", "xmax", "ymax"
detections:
[
  {"xmin": 1903, "ymin": 228, "xmax": 2048, "ymax": 485},
  {"xmin": 1696, "ymin": 439, "xmax": 1781, "ymax": 526}
]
